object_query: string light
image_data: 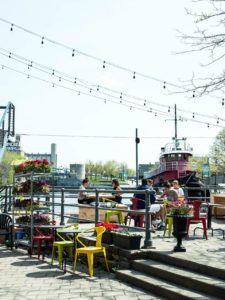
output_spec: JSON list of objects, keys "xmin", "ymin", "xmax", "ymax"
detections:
[
  {"xmin": 89, "ymin": 88, "xmax": 92, "ymax": 93},
  {"xmin": 10, "ymin": 24, "xmax": 13, "ymax": 31},
  {"xmin": 52, "ymin": 70, "xmax": 55, "ymax": 75},
  {"xmin": 217, "ymin": 118, "xmax": 219, "ymax": 124},
  {"xmin": 27, "ymin": 74, "xmax": 29, "ymax": 79},
  {"xmin": 168, "ymin": 106, "xmax": 170, "ymax": 112},
  {"xmin": 59, "ymin": 77, "xmax": 61, "ymax": 82},
  {"xmin": 130, "ymin": 106, "xmax": 132, "ymax": 110},
  {"xmin": 104, "ymin": 99, "xmax": 107, "ymax": 103},
  {"xmin": 155, "ymin": 112, "xmax": 157, "ymax": 117},
  {"xmin": 144, "ymin": 100, "xmax": 146, "ymax": 106},
  {"xmin": 41, "ymin": 37, "xmax": 44, "ymax": 44},
  {"xmin": 103, "ymin": 60, "xmax": 106, "ymax": 68},
  {"xmin": 222, "ymin": 98, "xmax": 224, "ymax": 106},
  {"xmin": 52, "ymin": 83, "xmax": 55, "ymax": 87},
  {"xmin": 97, "ymin": 85, "xmax": 99, "ymax": 91},
  {"xmin": 207, "ymin": 123, "xmax": 210, "ymax": 128},
  {"xmin": 192, "ymin": 112, "xmax": 195, "ymax": 118},
  {"xmin": 78, "ymin": 91, "xmax": 80, "ymax": 96},
  {"xmin": 8, "ymin": 52, "xmax": 11, "ymax": 58},
  {"xmin": 163, "ymin": 81, "xmax": 166, "ymax": 89},
  {"xmin": 74, "ymin": 78, "xmax": 77, "ymax": 84},
  {"xmin": 1, "ymin": 48, "xmax": 224, "ymax": 124},
  {"xmin": 72, "ymin": 49, "xmax": 75, "ymax": 57},
  {"xmin": 133, "ymin": 72, "xmax": 136, "ymax": 79},
  {"xmin": 192, "ymin": 90, "xmax": 195, "ymax": 98}
]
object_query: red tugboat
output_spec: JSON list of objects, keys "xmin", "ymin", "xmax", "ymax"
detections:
[{"xmin": 147, "ymin": 105, "xmax": 196, "ymax": 185}]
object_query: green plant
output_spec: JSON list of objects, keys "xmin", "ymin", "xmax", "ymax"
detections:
[
  {"xmin": 168, "ymin": 201, "xmax": 193, "ymax": 216},
  {"xmin": 111, "ymin": 229, "xmax": 142, "ymax": 237}
]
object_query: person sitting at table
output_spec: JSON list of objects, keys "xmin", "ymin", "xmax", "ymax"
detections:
[
  {"xmin": 161, "ymin": 182, "xmax": 178, "ymax": 202},
  {"xmin": 78, "ymin": 178, "xmax": 93, "ymax": 204},
  {"xmin": 111, "ymin": 179, "xmax": 122, "ymax": 203},
  {"xmin": 172, "ymin": 180, "xmax": 184, "ymax": 197}
]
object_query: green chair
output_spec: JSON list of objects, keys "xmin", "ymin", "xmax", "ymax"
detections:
[
  {"xmin": 51, "ymin": 224, "xmax": 78, "ymax": 268},
  {"xmin": 163, "ymin": 202, "xmax": 173, "ymax": 238},
  {"xmin": 105, "ymin": 211, "xmax": 123, "ymax": 223}
]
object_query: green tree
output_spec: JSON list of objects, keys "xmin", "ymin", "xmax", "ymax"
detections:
[
  {"xmin": 190, "ymin": 155, "xmax": 210, "ymax": 177},
  {"xmin": 209, "ymin": 128, "xmax": 225, "ymax": 173},
  {"xmin": 0, "ymin": 151, "xmax": 25, "ymax": 185}
]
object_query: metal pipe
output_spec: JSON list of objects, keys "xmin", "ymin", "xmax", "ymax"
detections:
[
  {"xmin": 60, "ymin": 188, "xmax": 65, "ymax": 225},
  {"xmin": 95, "ymin": 189, "xmax": 100, "ymax": 225},
  {"xmin": 143, "ymin": 190, "xmax": 153, "ymax": 248}
]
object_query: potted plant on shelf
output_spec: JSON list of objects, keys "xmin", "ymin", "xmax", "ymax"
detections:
[
  {"xmin": 96, "ymin": 222, "xmax": 120, "ymax": 244},
  {"xmin": 111, "ymin": 229, "xmax": 143, "ymax": 250},
  {"xmin": 167, "ymin": 200, "xmax": 193, "ymax": 252},
  {"xmin": 14, "ymin": 159, "xmax": 52, "ymax": 174}
]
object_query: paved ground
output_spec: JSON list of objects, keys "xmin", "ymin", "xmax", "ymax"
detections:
[
  {"xmin": 0, "ymin": 218, "xmax": 224, "ymax": 300},
  {"xmin": 0, "ymin": 246, "xmax": 160, "ymax": 300}
]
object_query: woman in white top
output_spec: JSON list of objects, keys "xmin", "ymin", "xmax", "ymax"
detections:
[{"xmin": 172, "ymin": 180, "xmax": 184, "ymax": 197}]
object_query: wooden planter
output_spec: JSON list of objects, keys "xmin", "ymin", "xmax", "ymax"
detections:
[{"xmin": 112, "ymin": 234, "xmax": 142, "ymax": 250}]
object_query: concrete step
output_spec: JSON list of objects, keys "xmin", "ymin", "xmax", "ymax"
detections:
[
  {"xmin": 146, "ymin": 250, "xmax": 225, "ymax": 280},
  {"xmin": 132, "ymin": 259, "xmax": 225, "ymax": 299},
  {"xmin": 116, "ymin": 269, "xmax": 218, "ymax": 300}
]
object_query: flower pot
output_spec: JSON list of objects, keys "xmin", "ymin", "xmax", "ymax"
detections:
[
  {"xmin": 171, "ymin": 215, "xmax": 191, "ymax": 252},
  {"xmin": 102, "ymin": 231, "xmax": 113, "ymax": 244},
  {"xmin": 113, "ymin": 234, "xmax": 142, "ymax": 250}
]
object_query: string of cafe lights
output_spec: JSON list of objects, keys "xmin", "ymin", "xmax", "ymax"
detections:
[
  {"xmin": 1, "ymin": 17, "xmax": 224, "ymax": 104},
  {"xmin": 0, "ymin": 48, "xmax": 224, "ymax": 124},
  {"xmin": 18, "ymin": 133, "xmax": 217, "ymax": 139},
  {"xmin": 1, "ymin": 62, "xmax": 224, "ymax": 129}
]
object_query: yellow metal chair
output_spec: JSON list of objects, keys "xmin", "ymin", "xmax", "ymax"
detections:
[
  {"xmin": 51, "ymin": 224, "xmax": 78, "ymax": 268},
  {"xmin": 74, "ymin": 226, "xmax": 109, "ymax": 277},
  {"xmin": 163, "ymin": 202, "xmax": 173, "ymax": 238}
]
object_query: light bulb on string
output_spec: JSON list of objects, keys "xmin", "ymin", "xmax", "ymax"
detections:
[
  {"xmin": 27, "ymin": 74, "xmax": 29, "ymax": 79},
  {"xmin": 72, "ymin": 49, "xmax": 75, "ymax": 57},
  {"xmin": 59, "ymin": 77, "xmax": 61, "ymax": 82},
  {"xmin": 1, "ymin": 65, "xmax": 4, "ymax": 70},
  {"xmin": 192, "ymin": 112, "xmax": 195, "ymax": 118},
  {"xmin": 97, "ymin": 85, "xmax": 99, "ymax": 91},
  {"xmin": 104, "ymin": 99, "xmax": 107, "ymax": 103},
  {"xmin": 168, "ymin": 106, "xmax": 170, "ymax": 112},
  {"xmin": 120, "ymin": 93, "xmax": 122, "ymax": 99},
  {"xmin": 52, "ymin": 70, "xmax": 55, "ymax": 76},
  {"xmin": 89, "ymin": 88, "xmax": 92, "ymax": 93},
  {"xmin": 144, "ymin": 100, "xmax": 146, "ymax": 106},
  {"xmin": 120, "ymin": 100, "xmax": 122, "ymax": 104},
  {"xmin": 103, "ymin": 60, "xmax": 106, "ymax": 68},
  {"xmin": 10, "ymin": 24, "xmax": 13, "ymax": 31},
  {"xmin": 207, "ymin": 123, "xmax": 210, "ymax": 128},
  {"xmin": 30, "ymin": 61, "xmax": 33, "ymax": 68},
  {"xmin": 133, "ymin": 72, "xmax": 136, "ymax": 79},
  {"xmin": 41, "ymin": 37, "xmax": 44, "ymax": 44},
  {"xmin": 74, "ymin": 78, "xmax": 77, "ymax": 84},
  {"xmin": 217, "ymin": 118, "xmax": 219, "ymax": 124},
  {"xmin": 52, "ymin": 83, "xmax": 55, "ymax": 88},
  {"xmin": 222, "ymin": 98, "xmax": 224, "ymax": 106},
  {"xmin": 155, "ymin": 112, "xmax": 157, "ymax": 117},
  {"xmin": 192, "ymin": 90, "xmax": 195, "ymax": 98},
  {"xmin": 9, "ymin": 52, "xmax": 11, "ymax": 58},
  {"xmin": 130, "ymin": 106, "xmax": 132, "ymax": 110},
  {"xmin": 78, "ymin": 91, "xmax": 80, "ymax": 96},
  {"xmin": 150, "ymin": 108, "xmax": 152, "ymax": 113},
  {"xmin": 163, "ymin": 81, "xmax": 166, "ymax": 89}
]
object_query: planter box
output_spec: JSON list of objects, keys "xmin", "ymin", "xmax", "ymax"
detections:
[
  {"xmin": 102, "ymin": 231, "xmax": 113, "ymax": 244},
  {"xmin": 113, "ymin": 234, "xmax": 142, "ymax": 250}
]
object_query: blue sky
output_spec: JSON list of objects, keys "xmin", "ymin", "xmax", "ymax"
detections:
[{"xmin": 0, "ymin": 0, "xmax": 224, "ymax": 168}]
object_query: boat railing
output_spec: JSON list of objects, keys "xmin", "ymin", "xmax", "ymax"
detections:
[{"xmin": 148, "ymin": 161, "xmax": 194, "ymax": 177}]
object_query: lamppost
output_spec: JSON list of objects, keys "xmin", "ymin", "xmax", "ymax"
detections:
[{"xmin": 214, "ymin": 159, "xmax": 218, "ymax": 193}]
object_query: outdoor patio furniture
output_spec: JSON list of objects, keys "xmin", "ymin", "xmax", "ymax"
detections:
[
  {"xmin": 186, "ymin": 200, "xmax": 208, "ymax": 240},
  {"xmin": 105, "ymin": 210, "xmax": 123, "ymax": 223},
  {"xmin": 125, "ymin": 198, "xmax": 145, "ymax": 227},
  {"xmin": 51, "ymin": 224, "xmax": 78, "ymax": 268},
  {"xmin": 163, "ymin": 202, "xmax": 173, "ymax": 238},
  {"xmin": 0, "ymin": 213, "xmax": 13, "ymax": 250},
  {"xmin": 74, "ymin": 226, "xmax": 109, "ymax": 277}
]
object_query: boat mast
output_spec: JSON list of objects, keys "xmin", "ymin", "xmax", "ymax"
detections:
[{"xmin": 174, "ymin": 104, "xmax": 178, "ymax": 147}]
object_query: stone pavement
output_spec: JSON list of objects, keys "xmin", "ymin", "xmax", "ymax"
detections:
[
  {"xmin": 149, "ymin": 217, "xmax": 225, "ymax": 270},
  {"xmin": 0, "ymin": 246, "xmax": 159, "ymax": 300}
]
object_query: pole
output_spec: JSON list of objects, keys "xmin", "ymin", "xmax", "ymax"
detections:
[
  {"xmin": 143, "ymin": 190, "xmax": 153, "ymax": 248},
  {"xmin": 60, "ymin": 188, "xmax": 65, "ymax": 225},
  {"xmin": 135, "ymin": 128, "xmax": 140, "ymax": 187},
  {"xmin": 95, "ymin": 189, "xmax": 100, "ymax": 225},
  {"xmin": 174, "ymin": 104, "xmax": 177, "ymax": 144}
]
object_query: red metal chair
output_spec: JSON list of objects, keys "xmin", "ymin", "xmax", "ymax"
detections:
[
  {"xmin": 31, "ymin": 221, "xmax": 55, "ymax": 259},
  {"xmin": 125, "ymin": 197, "xmax": 145, "ymax": 227},
  {"xmin": 186, "ymin": 200, "xmax": 208, "ymax": 240}
]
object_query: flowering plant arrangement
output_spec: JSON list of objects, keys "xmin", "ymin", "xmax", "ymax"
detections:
[
  {"xmin": 14, "ymin": 159, "xmax": 52, "ymax": 174},
  {"xmin": 13, "ymin": 180, "xmax": 50, "ymax": 194},
  {"xmin": 111, "ymin": 228, "xmax": 142, "ymax": 237},
  {"xmin": 96, "ymin": 222, "xmax": 120, "ymax": 231},
  {"xmin": 167, "ymin": 200, "xmax": 193, "ymax": 216},
  {"xmin": 16, "ymin": 214, "xmax": 50, "ymax": 224},
  {"xmin": 14, "ymin": 198, "xmax": 39, "ymax": 208}
]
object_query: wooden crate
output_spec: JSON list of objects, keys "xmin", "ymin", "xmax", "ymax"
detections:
[
  {"xmin": 213, "ymin": 195, "xmax": 225, "ymax": 218},
  {"xmin": 79, "ymin": 205, "xmax": 128, "ymax": 223}
]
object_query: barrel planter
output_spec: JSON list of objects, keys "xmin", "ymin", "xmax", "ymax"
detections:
[{"xmin": 102, "ymin": 231, "xmax": 114, "ymax": 244}]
